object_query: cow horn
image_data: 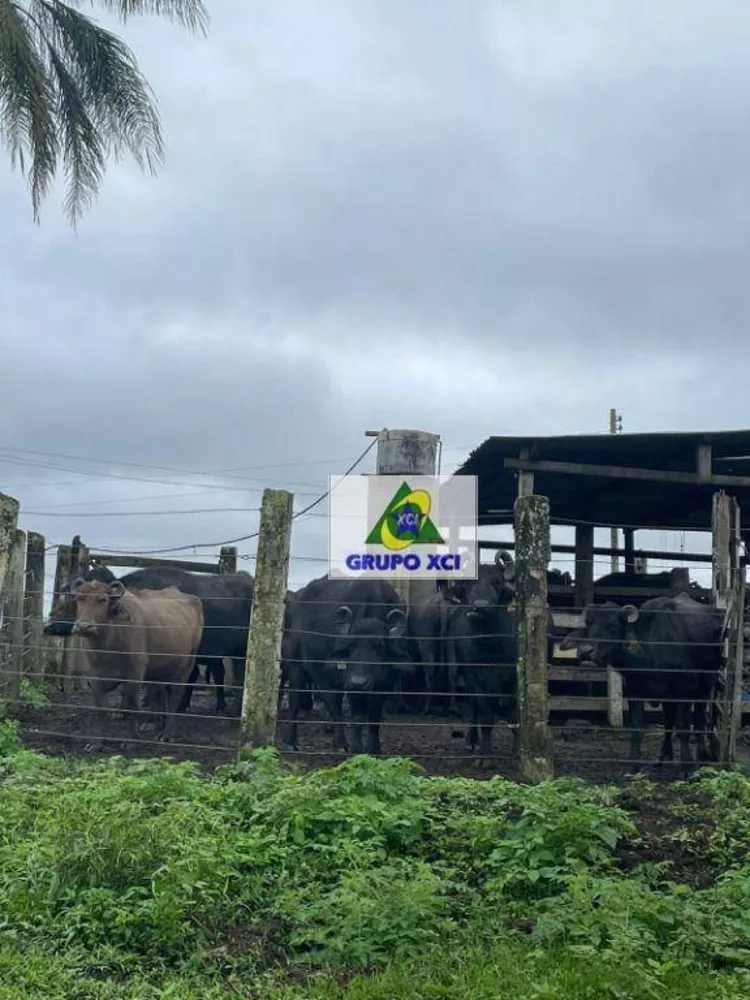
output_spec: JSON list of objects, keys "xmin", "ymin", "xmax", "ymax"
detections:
[
  {"xmin": 494, "ymin": 549, "xmax": 515, "ymax": 579},
  {"xmin": 107, "ymin": 580, "xmax": 125, "ymax": 599},
  {"xmin": 70, "ymin": 577, "xmax": 85, "ymax": 593},
  {"xmin": 386, "ymin": 607, "xmax": 407, "ymax": 637},
  {"xmin": 334, "ymin": 605, "xmax": 353, "ymax": 635},
  {"xmin": 620, "ymin": 604, "xmax": 639, "ymax": 625}
]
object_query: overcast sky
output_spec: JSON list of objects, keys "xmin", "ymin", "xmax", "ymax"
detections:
[{"xmin": 2, "ymin": 0, "xmax": 748, "ymax": 600}]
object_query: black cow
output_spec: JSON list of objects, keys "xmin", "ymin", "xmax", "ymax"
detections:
[
  {"xmin": 546, "ymin": 567, "xmax": 574, "ymax": 609},
  {"xmin": 284, "ymin": 575, "xmax": 411, "ymax": 754},
  {"xmin": 46, "ymin": 564, "xmax": 254, "ymax": 714},
  {"xmin": 559, "ymin": 594, "xmax": 723, "ymax": 771},
  {"xmin": 406, "ymin": 551, "xmax": 514, "ymax": 717},
  {"xmin": 407, "ymin": 585, "xmax": 461, "ymax": 716},
  {"xmin": 592, "ymin": 568, "xmax": 710, "ymax": 606},
  {"xmin": 449, "ymin": 552, "xmax": 559, "ymax": 763}
]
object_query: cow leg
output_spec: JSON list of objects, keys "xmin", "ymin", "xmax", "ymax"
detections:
[
  {"xmin": 229, "ymin": 657, "xmax": 245, "ymax": 716},
  {"xmin": 176, "ymin": 662, "xmax": 200, "ymax": 714},
  {"xmin": 207, "ymin": 659, "xmax": 226, "ymax": 714},
  {"xmin": 433, "ymin": 663, "xmax": 453, "ymax": 717},
  {"xmin": 476, "ymin": 698, "xmax": 495, "ymax": 768},
  {"xmin": 392, "ymin": 672, "xmax": 415, "ymax": 715},
  {"xmin": 348, "ymin": 693, "xmax": 365, "ymax": 754},
  {"xmin": 422, "ymin": 660, "xmax": 436, "ymax": 717},
  {"xmin": 366, "ymin": 696, "xmax": 385, "ymax": 754},
  {"xmin": 158, "ymin": 684, "xmax": 182, "ymax": 742},
  {"xmin": 283, "ymin": 664, "xmax": 311, "ymax": 751},
  {"xmin": 349, "ymin": 695, "xmax": 384, "ymax": 755},
  {"xmin": 628, "ymin": 699, "xmax": 646, "ymax": 765},
  {"xmin": 120, "ymin": 676, "xmax": 144, "ymax": 745},
  {"xmin": 349, "ymin": 696, "xmax": 369, "ymax": 754},
  {"xmin": 693, "ymin": 701, "xmax": 712, "ymax": 761},
  {"xmin": 657, "ymin": 701, "xmax": 676, "ymax": 765},
  {"xmin": 285, "ymin": 688, "xmax": 302, "ymax": 751},
  {"xmin": 322, "ymin": 692, "xmax": 348, "ymax": 751},
  {"xmin": 417, "ymin": 635, "xmax": 437, "ymax": 716},
  {"xmin": 447, "ymin": 662, "xmax": 460, "ymax": 716},
  {"xmin": 85, "ymin": 680, "xmax": 111, "ymax": 752}
]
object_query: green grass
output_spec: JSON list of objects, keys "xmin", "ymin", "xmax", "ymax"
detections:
[{"xmin": 1, "ymin": 717, "xmax": 749, "ymax": 998}]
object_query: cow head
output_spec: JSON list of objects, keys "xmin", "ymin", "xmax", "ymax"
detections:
[
  {"xmin": 437, "ymin": 579, "xmax": 470, "ymax": 604},
  {"xmin": 331, "ymin": 604, "xmax": 409, "ymax": 693},
  {"xmin": 44, "ymin": 583, "xmax": 77, "ymax": 635},
  {"xmin": 71, "ymin": 579, "xmax": 126, "ymax": 637},
  {"xmin": 559, "ymin": 602, "xmax": 639, "ymax": 666},
  {"xmin": 463, "ymin": 549, "xmax": 516, "ymax": 622}
]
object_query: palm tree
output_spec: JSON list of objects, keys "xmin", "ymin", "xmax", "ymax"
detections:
[{"xmin": 0, "ymin": 0, "xmax": 209, "ymax": 224}]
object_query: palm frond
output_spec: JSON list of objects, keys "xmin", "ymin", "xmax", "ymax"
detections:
[
  {"xmin": 8, "ymin": 0, "xmax": 172, "ymax": 223},
  {"xmin": 80, "ymin": 0, "xmax": 208, "ymax": 34},
  {"xmin": 0, "ymin": 0, "xmax": 57, "ymax": 219},
  {"xmin": 2, "ymin": 0, "xmax": 206, "ymax": 223}
]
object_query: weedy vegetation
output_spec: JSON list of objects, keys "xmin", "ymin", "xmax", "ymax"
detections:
[{"xmin": 0, "ymin": 714, "xmax": 749, "ymax": 998}]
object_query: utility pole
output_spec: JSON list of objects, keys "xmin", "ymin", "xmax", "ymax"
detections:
[{"xmin": 609, "ymin": 409, "xmax": 622, "ymax": 572}]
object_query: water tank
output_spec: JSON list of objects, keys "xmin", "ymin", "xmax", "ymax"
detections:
[{"xmin": 375, "ymin": 429, "xmax": 441, "ymax": 476}]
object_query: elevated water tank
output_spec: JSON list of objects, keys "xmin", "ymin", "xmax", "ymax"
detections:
[{"xmin": 374, "ymin": 429, "xmax": 441, "ymax": 476}]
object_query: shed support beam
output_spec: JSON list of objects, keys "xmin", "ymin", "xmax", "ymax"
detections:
[
  {"xmin": 574, "ymin": 525, "xmax": 594, "ymax": 609},
  {"xmin": 697, "ymin": 444, "xmax": 712, "ymax": 480},
  {"xmin": 623, "ymin": 529, "xmax": 635, "ymax": 573},
  {"xmin": 516, "ymin": 447, "xmax": 534, "ymax": 498},
  {"xmin": 505, "ymin": 457, "xmax": 750, "ymax": 489}
]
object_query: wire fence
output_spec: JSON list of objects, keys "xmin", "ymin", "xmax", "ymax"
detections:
[
  {"xmin": 2, "ymin": 564, "xmax": 747, "ymax": 781},
  {"xmin": 2, "ymin": 446, "xmax": 749, "ymax": 782}
]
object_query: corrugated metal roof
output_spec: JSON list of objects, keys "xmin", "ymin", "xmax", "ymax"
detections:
[{"xmin": 453, "ymin": 429, "xmax": 750, "ymax": 533}]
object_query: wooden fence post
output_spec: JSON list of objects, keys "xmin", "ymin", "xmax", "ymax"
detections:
[
  {"xmin": 23, "ymin": 533, "xmax": 45, "ymax": 689},
  {"xmin": 0, "ymin": 493, "xmax": 20, "ymax": 595},
  {"xmin": 712, "ymin": 491, "xmax": 743, "ymax": 764},
  {"xmin": 1, "ymin": 530, "xmax": 26, "ymax": 711},
  {"xmin": 514, "ymin": 493, "xmax": 554, "ymax": 782},
  {"xmin": 0, "ymin": 494, "xmax": 21, "ymax": 708},
  {"xmin": 240, "ymin": 489, "xmax": 294, "ymax": 751}
]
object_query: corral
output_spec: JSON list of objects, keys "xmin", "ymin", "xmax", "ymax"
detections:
[{"xmin": 2, "ymin": 428, "xmax": 750, "ymax": 784}]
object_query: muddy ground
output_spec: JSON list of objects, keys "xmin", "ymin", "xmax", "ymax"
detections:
[{"xmin": 13, "ymin": 683, "xmax": 750, "ymax": 785}]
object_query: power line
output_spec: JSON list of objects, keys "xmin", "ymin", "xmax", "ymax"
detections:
[
  {"xmin": 86, "ymin": 437, "xmax": 379, "ymax": 556},
  {"xmin": 21, "ymin": 507, "xmax": 263, "ymax": 518},
  {"xmin": 0, "ymin": 454, "xmax": 325, "ymax": 493},
  {"xmin": 0, "ymin": 444, "xmax": 356, "ymax": 481}
]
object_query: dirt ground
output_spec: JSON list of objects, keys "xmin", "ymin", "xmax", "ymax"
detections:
[{"xmin": 13, "ymin": 683, "xmax": 750, "ymax": 785}]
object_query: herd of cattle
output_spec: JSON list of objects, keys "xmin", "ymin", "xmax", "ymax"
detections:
[{"xmin": 44, "ymin": 554, "xmax": 731, "ymax": 770}]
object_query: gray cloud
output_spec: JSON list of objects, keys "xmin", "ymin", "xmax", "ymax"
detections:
[{"xmin": 2, "ymin": 0, "xmax": 749, "ymax": 596}]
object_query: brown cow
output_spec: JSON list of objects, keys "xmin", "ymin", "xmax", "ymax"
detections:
[{"xmin": 70, "ymin": 579, "xmax": 203, "ymax": 744}]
